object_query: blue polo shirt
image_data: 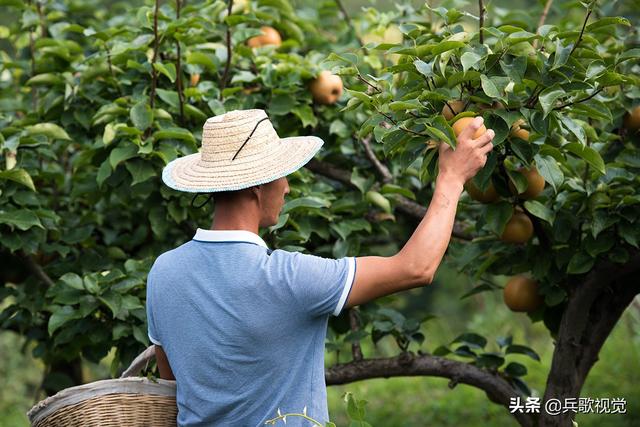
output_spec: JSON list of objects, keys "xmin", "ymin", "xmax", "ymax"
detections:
[{"xmin": 146, "ymin": 228, "xmax": 356, "ymax": 426}]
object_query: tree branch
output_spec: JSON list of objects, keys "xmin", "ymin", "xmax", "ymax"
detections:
[
  {"xmin": 305, "ymin": 159, "xmax": 472, "ymax": 240},
  {"xmin": 348, "ymin": 309, "xmax": 363, "ymax": 361},
  {"xmin": 175, "ymin": 0, "xmax": 185, "ymax": 125},
  {"xmin": 569, "ymin": 0, "xmax": 595, "ymax": 56},
  {"xmin": 552, "ymin": 88, "xmax": 603, "ymax": 111},
  {"xmin": 478, "ymin": 0, "xmax": 485, "ymax": 44},
  {"xmin": 149, "ymin": 0, "xmax": 160, "ymax": 110},
  {"xmin": 361, "ymin": 136, "xmax": 393, "ymax": 183},
  {"xmin": 219, "ymin": 0, "xmax": 234, "ymax": 97},
  {"xmin": 326, "ymin": 354, "xmax": 535, "ymax": 427},
  {"xmin": 532, "ymin": 0, "xmax": 554, "ymax": 50},
  {"xmin": 20, "ymin": 252, "xmax": 55, "ymax": 287}
]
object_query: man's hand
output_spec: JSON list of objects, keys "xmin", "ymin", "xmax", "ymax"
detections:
[{"xmin": 438, "ymin": 116, "xmax": 495, "ymax": 187}]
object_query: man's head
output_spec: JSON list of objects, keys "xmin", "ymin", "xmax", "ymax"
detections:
[{"xmin": 213, "ymin": 176, "xmax": 290, "ymax": 228}]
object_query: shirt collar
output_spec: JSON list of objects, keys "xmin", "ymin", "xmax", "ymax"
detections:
[{"xmin": 193, "ymin": 228, "xmax": 269, "ymax": 249}]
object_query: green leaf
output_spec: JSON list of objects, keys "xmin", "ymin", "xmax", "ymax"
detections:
[
  {"xmin": 617, "ymin": 48, "xmax": 640, "ymax": 64},
  {"xmin": 538, "ymin": 85, "xmax": 565, "ymax": 118},
  {"xmin": 281, "ymin": 197, "xmax": 330, "ymax": 214},
  {"xmin": 365, "ymin": 191, "xmax": 391, "ymax": 213},
  {"xmin": 153, "ymin": 62, "xmax": 176, "ymax": 82},
  {"xmin": 452, "ymin": 332, "xmax": 487, "ymax": 349},
  {"xmin": 567, "ymin": 251, "xmax": 595, "ymax": 275},
  {"xmin": 485, "ymin": 201, "xmax": 513, "ymax": 235},
  {"xmin": 59, "ymin": 273, "xmax": 84, "ymax": 290},
  {"xmin": 461, "ymin": 52, "xmax": 481, "ymax": 72},
  {"xmin": 99, "ymin": 292, "xmax": 123, "ymax": 318},
  {"xmin": 431, "ymin": 40, "xmax": 466, "ymax": 55},
  {"xmin": 585, "ymin": 17, "xmax": 630, "ymax": 32},
  {"xmin": 564, "ymin": 142, "xmax": 605, "ymax": 175},
  {"xmin": 534, "ymin": 154, "xmax": 563, "ymax": 192},
  {"xmin": 186, "ymin": 51, "xmax": 216, "ymax": 72},
  {"xmin": 524, "ymin": 200, "xmax": 554, "ymax": 224},
  {"xmin": 480, "ymin": 74, "xmax": 500, "ymax": 99},
  {"xmin": 25, "ymin": 73, "xmax": 64, "ymax": 86},
  {"xmin": 125, "ymin": 160, "xmax": 156, "ymax": 185},
  {"xmin": 130, "ymin": 100, "xmax": 153, "ymax": 131},
  {"xmin": 292, "ymin": 105, "xmax": 317, "ymax": 128},
  {"xmin": 157, "ymin": 89, "xmax": 180, "ymax": 109},
  {"xmin": 413, "ymin": 59, "xmax": 433, "ymax": 77},
  {"xmin": 48, "ymin": 306, "xmax": 81, "ymax": 336},
  {"xmin": 505, "ymin": 361, "xmax": 528, "ymax": 377},
  {"xmin": 505, "ymin": 344, "xmax": 540, "ymax": 361},
  {"xmin": 269, "ymin": 94, "xmax": 296, "ymax": 116},
  {"xmin": 109, "ymin": 144, "xmax": 138, "ymax": 169},
  {"xmin": 0, "ymin": 169, "xmax": 35, "ymax": 191},
  {"xmin": 96, "ymin": 160, "xmax": 112, "ymax": 187},
  {"xmin": 0, "ymin": 209, "xmax": 43, "ymax": 230},
  {"xmin": 26, "ymin": 123, "xmax": 71, "ymax": 140},
  {"xmin": 153, "ymin": 127, "xmax": 195, "ymax": 143}
]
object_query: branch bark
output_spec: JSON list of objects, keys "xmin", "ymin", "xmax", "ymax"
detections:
[
  {"xmin": 305, "ymin": 159, "xmax": 472, "ymax": 240},
  {"xmin": 326, "ymin": 353, "xmax": 535, "ymax": 427}
]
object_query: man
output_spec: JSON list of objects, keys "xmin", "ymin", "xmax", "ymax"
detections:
[{"xmin": 146, "ymin": 109, "xmax": 494, "ymax": 426}]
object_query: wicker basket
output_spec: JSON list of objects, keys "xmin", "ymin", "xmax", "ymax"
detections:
[{"xmin": 27, "ymin": 346, "xmax": 177, "ymax": 427}]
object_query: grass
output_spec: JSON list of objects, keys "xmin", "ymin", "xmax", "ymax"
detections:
[{"xmin": 2, "ymin": 265, "xmax": 639, "ymax": 426}]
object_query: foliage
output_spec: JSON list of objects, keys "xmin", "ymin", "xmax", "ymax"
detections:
[
  {"xmin": 328, "ymin": 0, "xmax": 640, "ymax": 338},
  {"xmin": 0, "ymin": 1, "xmax": 639, "ymax": 422}
]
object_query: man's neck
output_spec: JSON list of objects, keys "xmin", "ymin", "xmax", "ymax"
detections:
[{"xmin": 210, "ymin": 200, "xmax": 260, "ymax": 234}]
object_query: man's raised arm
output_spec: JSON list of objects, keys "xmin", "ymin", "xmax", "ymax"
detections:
[{"xmin": 346, "ymin": 117, "xmax": 494, "ymax": 308}]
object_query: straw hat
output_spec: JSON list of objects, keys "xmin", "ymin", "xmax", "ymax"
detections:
[{"xmin": 161, "ymin": 109, "xmax": 324, "ymax": 192}]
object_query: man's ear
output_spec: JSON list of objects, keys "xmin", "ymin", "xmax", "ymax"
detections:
[{"xmin": 250, "ymin": 185, "xmax": 262, "ymax": 204}]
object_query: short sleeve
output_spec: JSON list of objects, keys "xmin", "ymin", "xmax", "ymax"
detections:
[
  {"xmin": 271, "ymin": 250, "xmax": 357, "ymax": 317},
  {"xmin": 146, "ymin": 266, "xmax": 162, "ymax": 346}
]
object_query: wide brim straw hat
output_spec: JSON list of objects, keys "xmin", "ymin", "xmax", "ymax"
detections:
[{"xmin": 162, "ymin": 109, "xmax": 324, "ymax": 192}]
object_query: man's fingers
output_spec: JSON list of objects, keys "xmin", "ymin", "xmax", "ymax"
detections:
[
  {"xmin": 458, "ymin": 116, "xmax": 485, "ymax": 142},
  {"xmin": 479, "ymin": 141, "xmax": 494, "ymax": 154},
  {"xmin": 473, "ymin": 129, "xmax": 495, "ymax": 147}
]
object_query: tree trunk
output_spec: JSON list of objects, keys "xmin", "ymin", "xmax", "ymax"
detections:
[{"xmin": 539, "ymin": 255, "xmax": 640, "ymax": 427}]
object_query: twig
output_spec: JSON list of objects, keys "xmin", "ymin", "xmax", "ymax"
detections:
[
  {"xmin": 478, "ymin": 0, "xmax": 485, "ymax": 44},
  {"xmin": 357, "ymin": 74, "xmax": 381, "ymax": 93},
  {"xmin": 149, "ymin": 0, "xmax": 160, "ymax": 110},
  {"xmin": 219, "ymin": 0, "xmax": 234, "ymax": 98},
  {"xmin": 335, "ymin": 0, "xmax": 349, "ymax": 22},
  {"xmin": 104, "ymin": 43, "xmax": 123, "ymax": 96},
  {"xmin": 175, "ymin": 0, "xmax": 185, "ymax": 124},
  {"xmin": 569, "ymin": 0, "xmax": 595, "ymax": 56},
  {"xmin": 553, "ymin": 88, "xmax": 603, "ymax": 110},
  {"xmin": 361, "ymin": 136, "xmax": 393, "ymax": 183},
  {"xmin": 335, "ymin": 0, "xmax": 366, "ymax": 49},
  {"xmin": 20, "ymin": 252, "xmax": 55, "ymax": 287},
  {"xmin": 533, "ymin": 0, "xmax": 554, "ymax": 50},
  {"xmin": 36, "ymin": 1, "xmax": 46, "ymax": 38},
  {"xmin": 349, "ymin": 309, "xmax": 363, "ymax": 361}
]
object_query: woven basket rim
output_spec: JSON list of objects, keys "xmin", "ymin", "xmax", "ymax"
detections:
[{"xmin": 27, "ymin": 376, "xmax": 176, "ymax": 425}]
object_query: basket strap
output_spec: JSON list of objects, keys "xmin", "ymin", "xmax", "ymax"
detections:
[{"xmin": 120, "ymin": 345, "xmax": 156, "ymax": 378}]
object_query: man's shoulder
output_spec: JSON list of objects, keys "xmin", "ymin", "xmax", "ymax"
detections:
[{"xmin": 150, "ymin": 241, "xmax": 196, "ymax": 271}]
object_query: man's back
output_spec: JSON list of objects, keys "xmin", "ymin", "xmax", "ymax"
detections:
[{"xmin": 146, "ymin": 229, "xmax": 356, "ymax": 426}]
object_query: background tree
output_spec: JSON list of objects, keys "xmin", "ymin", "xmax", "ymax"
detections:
[{"xmin": 0, "ymin": 0, "xmax": 638, "ymax": 426}]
